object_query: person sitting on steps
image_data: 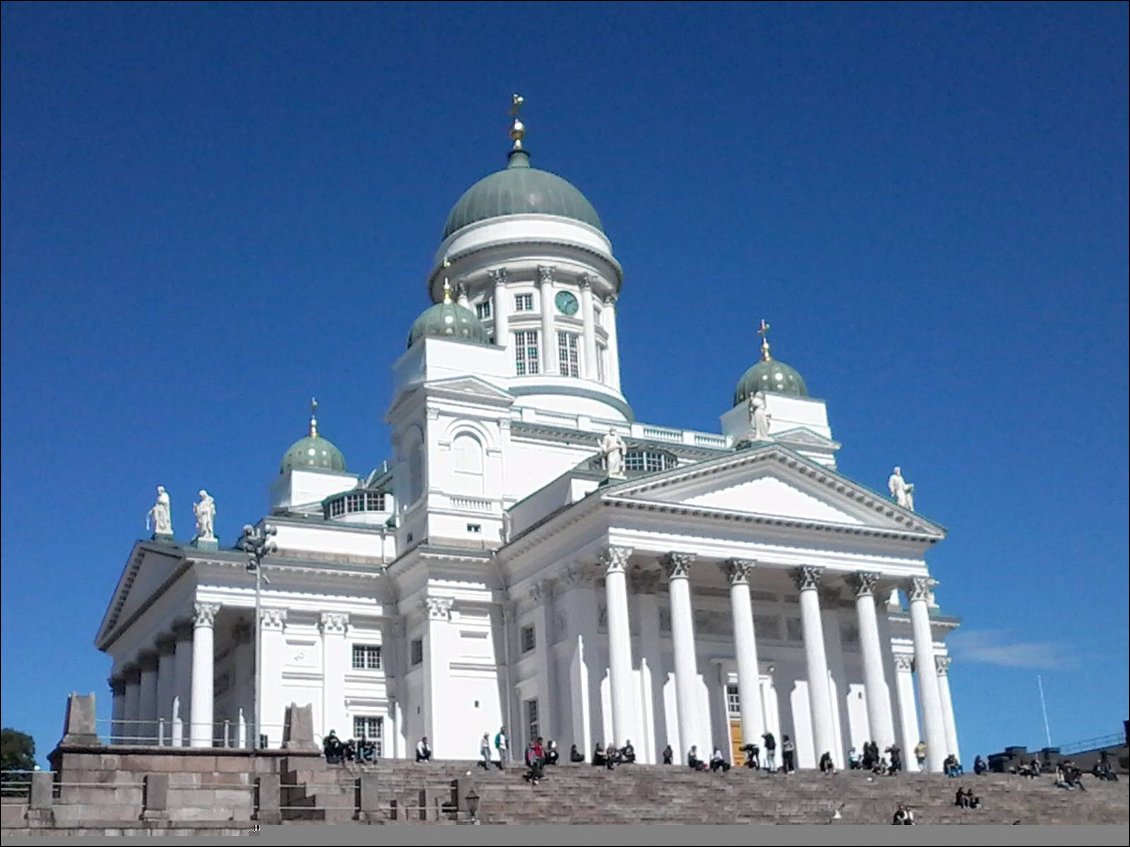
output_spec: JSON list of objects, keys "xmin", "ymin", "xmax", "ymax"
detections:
[
  {"xmin": 569, "ymin": 743, "xmax": 585, "ymax": 763},
  {"xmin": 819, "ymin": 751, "xmax": 835, "ymax": 775},
  {"xmin": 415, "ymin": 736, "xmax": 432, "ymax": 763},
  {"xmin": 592, "ymin": 743, "xmax": 607, "ymax": 767},
  {"xmin": 710, "ymin": 748, "xmax": 731, "ymax": 773},
  {"xmin": 662, "ymin": 744, "xmax": 674, "ymax": 765},
  {"xmin": 619, "ymin": 739, "xmax": 636, "ymax": 764},
  {"xmin": 544, "ymin": 739, "xmax": 559, "ymax": 766},
  {"xmin": 742, "ymin": 742, "xmax": 760, "ymax": 770},
  {"xmin": 687, "ymin": 745, "xmax": 708, "ymax": 772}
]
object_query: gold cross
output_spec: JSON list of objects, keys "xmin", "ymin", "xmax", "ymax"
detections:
[{"xmin": 757, "ymin": 319, "xmax": 772, "ymax": 361}]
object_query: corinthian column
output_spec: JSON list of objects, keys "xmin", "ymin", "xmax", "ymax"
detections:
[
  {"xmin": 190, "ymin": 602, "xmax": 220, "ymax": 747},
  {"xmin": 936, "ymin": 656, "xmax": 960, "ymax": 763},
  {"xmin": 723, "ymin": 559, "xmax": 764, "ymax": 747},
  {"xmin": 490, "ymin": 268, "xmax": 509, "ymax": 348},
  {"xmin": 907, "ymin": 577, "xmax": 947, "ymax": 772},
  {"xmin": 847, "ymin": 572, "xmax": 895, "ymax": 752},
  {"xmin": 663, "ymin": 552, "xmax": 701, "ymax": 760},
  {"xmin": 600, "ymin": 545, "xmax": 635, "ymax": 747},
  {"xmin": 793, "ymin": 566, "xmax": 835, "ymax": 768},
  {"xmin": 579, "ymin": 274, "xmax": 598, "ymax": 380}
]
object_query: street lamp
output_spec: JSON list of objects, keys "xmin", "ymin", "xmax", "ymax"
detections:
[
  {"xmin": 465, "ymin": 788, "xmax": 480, "ymax": 825},
  {"xmin": 239, "ymin": 523, "xmax": 277, "ymax": 750}
]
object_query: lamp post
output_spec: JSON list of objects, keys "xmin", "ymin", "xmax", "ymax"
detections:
[{"xmin": 239, "ymin": 523, "xmax": 277, "ymax": 750}]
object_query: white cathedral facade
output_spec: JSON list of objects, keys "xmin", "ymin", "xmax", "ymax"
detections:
[{"xmin": 96, "ymin": 103, "xmax": 961, "ymax": 772}]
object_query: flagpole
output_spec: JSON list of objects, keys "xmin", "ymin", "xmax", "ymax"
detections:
[{"xmin": 1037, "ymin": 674, "xmax": 1052, "ymax": 748}]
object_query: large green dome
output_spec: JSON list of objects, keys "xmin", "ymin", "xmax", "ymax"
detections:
[
  {"xmin": 734, "ymin": 359, "xmax": 808, "ymax": 406},
  {"xmin": 442, "ymin": 150, "xmax": 603, "ymax": 239},
  {"xmin": 408, "ymin": 299, "xmax": 492, "ymax": 349}
]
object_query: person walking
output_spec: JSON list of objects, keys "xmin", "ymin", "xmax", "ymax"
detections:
[
  {"xmin": 762, "ymin": 732, "xmax": 777, "ymax": 772},
  {"xmin": 494, "ymin": 726, "xmax": 508, "ymax": 769},
  {"xmin": 479, "ymin": 732, "xmax": 492, "ymax": 770}
]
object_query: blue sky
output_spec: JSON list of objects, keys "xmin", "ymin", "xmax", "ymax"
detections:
[{"xmin": 2, "ymin": 2, "xmax": 1126, "ymax": 765}]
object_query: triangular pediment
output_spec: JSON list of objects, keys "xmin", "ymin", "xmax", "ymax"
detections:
[
  {"xmin": 96, "ymin": 542, "xmax": 188, "ymax": 648},
  {"xmin": 425, "ymin": 375, "xmax": 514, "ymax": 404},
  {"xmin": 603, "ymin": 446, "xmax": 943, "ymax": 537}
]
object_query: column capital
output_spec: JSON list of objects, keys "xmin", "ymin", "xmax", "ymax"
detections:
[
  {"xmin": 599, "ymin": 545, "xmax": 633, "ymax": 575},
  {"xmin": 722, "ymin": 558, "xmax": 756, "ymax": 586},
  {"xmin": 894, "ymin": 653, "xmax": 914, "ymax": 672},
  {"xmin": 319, "ymin": 612, "xmax": 349, "ymax": 635},
  {"xmin": 193, "ymin": 602, "xmax": 220, "ymax": 628},
  {"xmin": 525, "ymin": 579, "xmax": 554, "ymax": 606},
  {"xmin": 791, "ymin": 565, "xmax": 823, "ymax": 592},
  {"xmin": 935, "ymin": 655, "xmax": 952, "ymax": 676},
  {"xmin": 138, "ymin": 651, "xmax": 160, "ymax": 672},
  {"xmin": 601, "ymin": 294, "xmax": 618, "ymax": 307},
  {"xmin": 847, "ymin": 571, "xmax": 880, "ymax": 597},
  {"xmin": 156, "ymin": 633, "xmax": 178, "ymax": 655},
  {"xmin": 172, "ymin": 620, "xmax": 194, "ymax": 641},
  {"xmin": 260, "ymin": 608, "xmax": 288, "ymax": 631},
  {"xmin": 537, "ymin": 264, "xmax": 556, "ymax": 286},
  {"xmin": 121, "ymin": 662, "xmax": 142, "ymax": 683},
  {"xmin": 388, "ymin": 616, "xmax": 407, "ymax": 639},
  {"xmin": 577, "ymin": 273, "xmax": 594, "ymax": 291},
  {"xmin": 661, "ymin": 551, "xmax": 696, "ymax": 580},
  {"xmin": 488, "ymin": 267, "xmax": 509, "ymax": 285},
  {"xmin": 108, "ymin": 677, "xmax": 127, "ymax": 695},
  {"xmin": 906, "ymin": 576, "xmax": 935, "ymax": 602},
  {"xmin": 631, "ymin": 569, "xmax": 662, "ymax": 595},
  {"xmin": 423, "ymin": 596, "xmax": 453, "ymax": 621}
]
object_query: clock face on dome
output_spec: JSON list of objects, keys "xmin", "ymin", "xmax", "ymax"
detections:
[{"xmin": 555, "ymin": 290, "xmax": 579, "ymax": 316}]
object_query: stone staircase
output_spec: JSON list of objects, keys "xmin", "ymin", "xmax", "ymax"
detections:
[{"xmin": 278, "ymin": 758, "xmax": 1129, "ymax": 825}]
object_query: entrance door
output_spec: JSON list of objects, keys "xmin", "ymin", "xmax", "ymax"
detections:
[{"xmin": 726, "ymin": 684, "xmax": 745, "ymax": 765}]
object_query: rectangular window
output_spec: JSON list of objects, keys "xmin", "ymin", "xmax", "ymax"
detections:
[
  {"xmin": 525, "ymin": 698, "xmax": 539, "ymax": 743},
  {"xmin": 514, "ymin": 293, "xmax": 534, "ymax": 312},
  {"xmin": 520, "ymin": 624, "xmax": 536, "ymax": 653},
  {"xmin": 351, "ymin": 644, "xmax": 382, "ymax": 670},
  {"xmin": 786, "ymin": 618, "xmax": 803, "ymax": 642},
  {"xmin": 467, "ymin": 523, "xmax": 482, "ymax": 534},
  {"xmin": 476, "ymin": 300, "xmax": 492, "ymax": 320},
  {"xmin": 352, "ymin": 716, "xmax": 384, "ymax": 756},
  {"xmin": 726, "ymin": 683, "xmax": 741, "ymax": 716},
  {"xmin": 557, "ymin": 332, "xmax": 579, "ymax": 377},
  {"xmin": 596, "ymin": 343, "xmax": 607, "ymax": 382},
  {"xmin": 514, "ymin": 330, "xmax": 540, "ymax": 375},
  {"xmin": 410, "ymin": 638, "xmax": 424, "ymax": 666}
]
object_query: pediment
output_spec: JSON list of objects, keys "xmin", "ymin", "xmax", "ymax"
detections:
[
  {"xmin": 96, "ymin": 542, "xmax": 188, "ymax": 648},
  {"xmin": 603, "ymin": 446, "xmax": 943, "ymax": 537},
  {"xmin": 773, "ymin": 427, "xmax": 840, "ymax": 450},
  {"xmin": 424, "ymin": 375, "xmax": 514, "ymax": 405}
]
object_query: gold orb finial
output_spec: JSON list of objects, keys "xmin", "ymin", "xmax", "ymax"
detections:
[
  {"xmin": 309, "ymin": 397, "xmax": 319, "ymax": 438},
  {"xmin": 757, "ymin": 319, "xmax": 772, "ymax": 361},
  {"xmin": 509, "ymin": 93, "xmax": 526, "ymax": 150}
]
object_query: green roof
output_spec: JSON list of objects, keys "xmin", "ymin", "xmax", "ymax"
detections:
[
  {"xmin": 407, "ymin": 300, "xmax": 492, "ymax": 349},
  {"xmin": 442, "ymin": 149, "xmax": 603, "ymax": 239},
  {"xmin": 281, "ymin": 434, "xmax": 347, "ymax": 474},
  {"xmin": 734, "ymin": 359, "xmax": 808, "ymax": 406}
]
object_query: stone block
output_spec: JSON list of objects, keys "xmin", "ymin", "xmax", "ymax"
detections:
[
  {"xmin": 141, "ymin": 773, "xmax": 170, "ymax": 821},
  {"xmin": 255, "ymin": 775, "xmax": 282, "ymax": 825},
  {"xmin": 358, "ymin": 774, "xmax": 380, "ymax": 822},
  {"xmin": 29, "ymin": 772, "xmax": 54, "ymax": 811},
  {"xmin": 282, "ymin": 703, "xmax": 319, "ymax": 751},
  {"xmin": 61, "ymin": 693, "xmax": 100, "ymax": 747}
]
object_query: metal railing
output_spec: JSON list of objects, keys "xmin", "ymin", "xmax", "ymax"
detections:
[
  {"xmin": 96, "ymin": 718, "xmax": 287, "ymax": 749},
  {"xmin": 0, "ymin": 770, "xmax": 35, "ymax": 799},
  {"xmin": 1057, "ymin": 731, "xmax": 1126, "ymax": 756}
]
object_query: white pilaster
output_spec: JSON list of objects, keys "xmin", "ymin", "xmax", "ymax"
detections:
[
  {"xmin": 529, "ymin": 580, "xmax": 556, "ymax": 743},
  {"xmin": 663, "ymin": 551, "xmax": 703, "ymax": 761},
  {"xmin": 893, "ymin": 654, "xmax": 920, "ymax": 771},
  {"xmin": 602, "ymin": 296, "xmax": 621, "ymax": 391},
  {"xmin": 723, "ymin": 559, "xmax": 764, "ymax": 747},
  {"xmin": 601, "ymin": 546, "xmax": 635, "ymax": 748},
  {"xmin": 320, "ymin": 612, "xmax": 350, "ymax": 741},
  {"xmin": 538, "ymin": 265, "xmax": 557, "ymax": 374},
  {"xmin": 422, "ymin": 597, "xmax": 455, "ymax": 755},
  {"xmin": 259, "ymin": 608, "xmax": 288, "ymax": 747},
  {"xmin": 109, "ymin": 677, "xmax": 126, "ymax": 744},
  {"xmin": 155, "ymin": 636, "xmax": 177, "ymax": 745},
  {"xmin": 171, "ymin": 621, "xmax": 193, "ymax": 747},
  {"xmin": 579, "ymin": 275, "xmax": 598, "ymax": 381},
  {"xmin": 189, "ymin": 602, "xmax": 220, "ymax": 747},
  {"xmin": 907, "ymin": 577, "xmax": 947, "ymax": 772},
  {"xmin": 794, "ymin": 566, "xmax": 836, "ymax": 769},
  {"xmin": 123, "ymin": 669, "xmax": 141, "ymax": 745},
  {"xmin": 849, "ymin": 572, "xmax": 896, "ymax": 753},
  {"xmin": 562, "ymin": 563, "xmax": 600, "ymax": 758},
  {"xmin": 936, "ymin": 656, "xmax": 960, "ymax": 763},
  {"xmin": 490, "ymin": 268, "xmax": 509, "ymax": 348}
]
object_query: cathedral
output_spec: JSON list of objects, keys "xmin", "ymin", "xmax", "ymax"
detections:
[{"xmin": 95, "ymin": 98, "xmax": 961, "ymax": 773}]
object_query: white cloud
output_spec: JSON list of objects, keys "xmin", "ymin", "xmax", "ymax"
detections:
[{"xmin": 947, "ymin": 629, "xmax": 1076, "ymax": 670}]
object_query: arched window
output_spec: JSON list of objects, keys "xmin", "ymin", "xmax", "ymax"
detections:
[{"xmin": 451, "ymin": 433, "xmax": 484, "ymax": 495}]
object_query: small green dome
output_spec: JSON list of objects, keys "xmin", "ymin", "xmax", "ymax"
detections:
[
  {"xmin": 407, "ymin": 300, "xmax": 492, "ymax": 349},
  {"xmin": 281, "ymin": 435, "xmax": 347, "ymax": 474},
  {"xmin": 280, "ymin": 403, "xmax": 347, "ymax": 474},
  {"xmin": 734, "ymin": 359, "xmax": 808, "ymax": 406},
  {"xmin": 443, "ymin": 150, "xmax": 603, "ymax": 239}
]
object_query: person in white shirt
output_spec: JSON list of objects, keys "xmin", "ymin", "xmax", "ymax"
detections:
[{"xmin": 416, "ymin": 736, "xmax": 432, "ymax": 763}]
